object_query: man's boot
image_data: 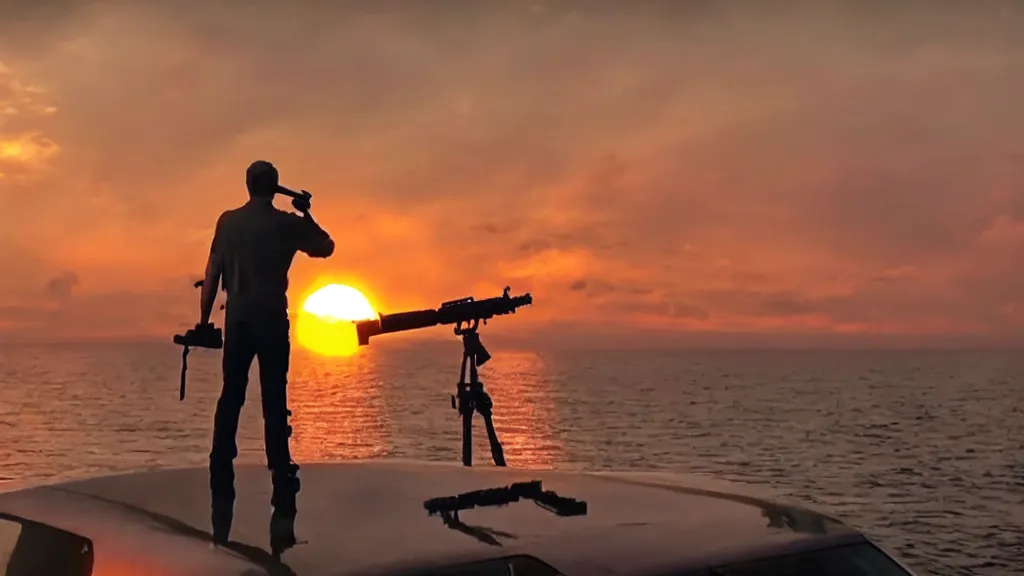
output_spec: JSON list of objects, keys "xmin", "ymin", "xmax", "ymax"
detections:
[
  {"xmin": 269, "ymin": 464, "xmax": 300, "ymax": 557},
  {"xmin": 269, "ymin": 508, "xmax": 297, "ymax": 557}
]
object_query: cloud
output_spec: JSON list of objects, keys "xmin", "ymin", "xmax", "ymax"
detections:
[
  {"xmin": 0, "ymin": 286, "xmax": 196, "ymax": 342},
  {"xmin": 0, "ymin": 63, "xmax": 56, "ymax": 118},
  {"xmin": 0, "ymin": 2, "xmax": 1022, "ymax": 344},
  {"xmin": 44, "ymin": 270, "xmax": 80, "ymax": 301},
  {"xmin": 0, "ymin": 62, "xmax": 60, "ymax": 181},
  {"xmin": 0, "ymin": 131, "xmax": 60, "ymax": 175}
]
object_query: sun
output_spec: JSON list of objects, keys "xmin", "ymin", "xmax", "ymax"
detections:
[{"xmin": 296, "ymin": 284, "xmax": 377, "ymax": 357}]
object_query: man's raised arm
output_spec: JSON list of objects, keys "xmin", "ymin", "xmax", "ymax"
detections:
[
  {"xmin": 199, "ymin": 214, "xmax": 226, "ymax": 325},
  {"xmin": 292, "ymin": 211, "xmax": 335, "ymax": 258}
]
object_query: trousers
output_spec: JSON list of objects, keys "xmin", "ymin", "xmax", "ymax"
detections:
[{"xmin": 209, "ymin": 316, "xmax": 300, "ymax": 518}]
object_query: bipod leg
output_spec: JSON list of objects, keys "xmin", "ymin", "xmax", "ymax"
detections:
[
  {"xmin": 461, "ymin": 399, "xmax": 474, "ymax": 467},
  {"xmin": 458, "ymin": 350, "xmax": 474, "ymax": 467},
  {"xmin": 474, "ymin": 386, "xmax": 506, "ymax": 467},
  {"xmin": 469, "ymin": 334, "xmax": 505, "ymax": 466}
]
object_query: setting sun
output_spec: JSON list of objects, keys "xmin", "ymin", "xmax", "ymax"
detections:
[{"xmin": 295, "ymin": 284, "xmax": 377, "ymax": 357}]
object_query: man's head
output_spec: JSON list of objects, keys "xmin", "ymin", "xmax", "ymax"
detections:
[{"xmin": 246, "ymin": 160, "xmax": 279, "ymax": 199}]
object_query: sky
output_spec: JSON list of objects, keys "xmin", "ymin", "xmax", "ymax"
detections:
[{"xmin": 0, "ymin": 1, "xmax": 1022, "ymax": 347}]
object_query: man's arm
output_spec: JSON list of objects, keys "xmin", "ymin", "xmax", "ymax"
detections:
[
  {"xmin": 199, "ymin": 215, "xmax": 226, "ymax": 325},
  {"xmin": 292, "ymin": 211, "xmax": 335, "ymax": 258}
]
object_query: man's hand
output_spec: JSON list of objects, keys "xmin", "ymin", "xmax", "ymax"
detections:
[{"xmin": 291, "ymin": 191, "xmax": 312, "ymax": 214}]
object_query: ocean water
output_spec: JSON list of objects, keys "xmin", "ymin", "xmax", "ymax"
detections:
[{"xmin": 0, "ymin": 342, "xmax": 1021, "ymax": 575}]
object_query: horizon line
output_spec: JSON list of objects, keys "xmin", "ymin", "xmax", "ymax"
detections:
[{"xmin": 1, "ymin": 335, "xmax": 1020, "ymax": 352}]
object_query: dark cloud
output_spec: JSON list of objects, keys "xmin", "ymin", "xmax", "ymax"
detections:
[
  {"xmin": 0, "ymin": 240, "xmax": 53, "ymax": 302},
  {"xmin": 44, "ymin": 270, "xmax": 79, "ymax": 300},
  {"xmin": 567, "ymin": 278, "xmax": 653, "ymax": 298},
  {"xmin": 0, "ymin": 302, "xmax": 49, "ymax": 325},
  {"xmin": 668, "ymin": 301, "xmax": 711, "ymax": 321},
  {"xmin": 0, "ymin": 0, "xmax": 95, "ymax": 48},
  {"xmin": 593, "ymin": 296, "xmax": 710, "ymax": 322},
  {"xmin": 687, "ymin": 282, "xmax": 1001, "ymax": 329},
  {"xmin": 0, "ymin": 286, "xmax": 197, "ymax": 341}
]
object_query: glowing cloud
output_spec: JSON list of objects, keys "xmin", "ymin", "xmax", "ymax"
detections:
[{"xmin": 0, "ymin": 61, "xmax": 59, "ymax": 180}]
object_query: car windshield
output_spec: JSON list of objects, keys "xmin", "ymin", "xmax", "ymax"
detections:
[{"xmin": 702, "ymin": 542, "xmax": 913, "ymax": 576}]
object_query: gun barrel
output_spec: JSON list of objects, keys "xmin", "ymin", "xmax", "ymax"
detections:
[
  {"xmin": 380, "ymin": 309, "xmax": 440, "ymax": 332},
  {"xmin": 355, "ymin": 319, "xmax": 380, "ymax": 346},
  {"xmin": 354, "ymin": 291, "xmax": 533, "ymax": 346},
  {"xmin": 276, "ymin": 185, "xmax": 311, "ymax": 200},
  {"xmin": 355, "ymin": 309, "xmax": 440, "ymax": 345}
]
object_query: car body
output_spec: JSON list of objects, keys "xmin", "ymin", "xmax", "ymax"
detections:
[{"xmin": 0, "ymin": 459, "xmax": 920, "ymax": 575}]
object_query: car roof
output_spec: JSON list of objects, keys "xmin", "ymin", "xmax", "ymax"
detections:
[{"xmin": 0, "ymin": 459, "xmax": 865, "ymax": 575}]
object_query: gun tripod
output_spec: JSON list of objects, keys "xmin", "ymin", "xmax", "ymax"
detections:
[{"xmin": 451, "ymin": 320, "xmax": 507, "ymax": 467}]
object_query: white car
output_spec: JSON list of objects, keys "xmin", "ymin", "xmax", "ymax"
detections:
[{"xmin": 0, "ymin": 460, "xmax": 921, "ymax": 575}]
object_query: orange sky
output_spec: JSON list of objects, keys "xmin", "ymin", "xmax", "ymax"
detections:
[{"xmin": 0, "ymin": 2, "xmax": 1022, "ymax": 347}]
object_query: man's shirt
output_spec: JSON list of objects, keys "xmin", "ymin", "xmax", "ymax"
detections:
[{"xmin": 209, "ymin": 200, "xmax": 333, "ymax": 325}]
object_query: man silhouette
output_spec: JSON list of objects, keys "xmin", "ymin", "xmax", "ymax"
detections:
[{"xmin": 198, "ymin": 160, "xmax": 335, "ymax": 553}]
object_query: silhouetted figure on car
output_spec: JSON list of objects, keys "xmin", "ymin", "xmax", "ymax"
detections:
[{"xmin": 198, "ymin": 160, "xmax": 334, "ymax": 554}]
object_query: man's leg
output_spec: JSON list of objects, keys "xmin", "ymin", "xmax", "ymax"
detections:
[
  {"xmin": 255, "ymin": 317, "xmax": 300, "ymax": 552},
  {"xmin": 210, "ymin": 321, "xmax": 256, "ymax": 544}
]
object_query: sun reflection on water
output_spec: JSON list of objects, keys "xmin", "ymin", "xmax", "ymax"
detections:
[
  {"xmin": 476, "ymin": 349, "xmax": 563, "ymax": 469},
  {"xmin": 284, "ymin": 341, "xmax": 563, "ymax": 469},
  {"xmin": 287, "ymin": 347, "xmax": 391, "ymax": 461}
]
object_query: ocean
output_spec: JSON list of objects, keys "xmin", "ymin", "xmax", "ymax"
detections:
[{"xmin": 0, "ymin": 342, "xmax": 1021, "ymax": 575}]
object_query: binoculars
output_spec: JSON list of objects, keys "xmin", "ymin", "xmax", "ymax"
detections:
[
  {"xmin": 277, "ymin": 186, "xmax": 313, "ymax": 214},
  {"xmin": 173, "ymin": 322, "xmax": 223, "ymax": 349},
  {"xmin": 173, "ymin": 322, "xmax": 222, "ymax": 401}
]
